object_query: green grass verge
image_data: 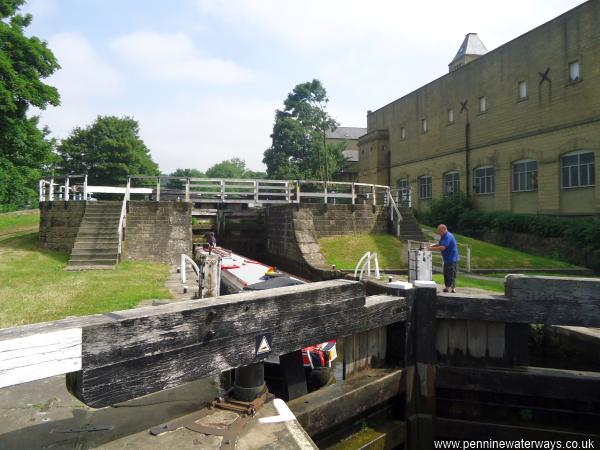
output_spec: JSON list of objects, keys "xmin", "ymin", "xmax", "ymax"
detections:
[
  {"xmin": 0, "ymin": 210, "xmax": 39, "ymax": 237},
  {"xmin": 421, "ymin": 225, "xmax": 573, "ymax": 269},
  {"xmin": 0, "ymin": 222, "xmax": 173, "ymax": 328},
  {"xmin": 319, "ymin": 234, "xmax": 406, "ymax": 270},
  {"xmin": 432, "ymin": 274, "xmax": 504, "ymax": 293}
]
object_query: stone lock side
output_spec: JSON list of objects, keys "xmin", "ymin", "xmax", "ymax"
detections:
[{"xmin": 39, "ymin": 201, "xmax": 86, "ymax": 252}]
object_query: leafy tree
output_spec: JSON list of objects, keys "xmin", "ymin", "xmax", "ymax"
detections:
[
  {"xmin": 56, "ymin": 116, "xmax": 159, "ymax": 186},
  {"xmin": 167, "ymin": 168, "xmax": 204, "ymax": 189},
  {"xmin": 205, "ymin": 158, "xmax": 265, "ymax": 179},
  {"xmin": 263, "ymin": 79, "xmax": 345, "ymax": 181},
  {"xmin": 0, "ymin": 0, "xmax": 60, "ymax": 209}
]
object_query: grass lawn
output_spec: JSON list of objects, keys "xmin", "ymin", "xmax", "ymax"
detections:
[
  {"xmin": 0, "ymin": 211, "xmax": 172, "ymax": 328},
  {"xmin": 0, "ymin": 209, "xmax": 39, "ymax": 239},
  {"xmin": 432, "ymin": 274, "xmax": 504, "ymax": 293},
  {"xmin": 319, "ymin": 234, "xmax": 406, "ymax": 270},
  {"xmin": 421, "ymin": 225, "xmax": 573, "ymax": 269}
]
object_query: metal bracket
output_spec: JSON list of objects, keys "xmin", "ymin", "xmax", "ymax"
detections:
[{"xmin": 150, "ymin": 389, "xmax": 268, "ymax": 449}]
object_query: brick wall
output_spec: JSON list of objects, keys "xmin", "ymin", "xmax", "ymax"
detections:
[
  {"xmin": 39, "ymin": 201, "xmax": 85, "ymax": 252},
  {"xmin": 122, "ymin": 202, "xmax": 192, "ymax": 265},
  {"xmin": 358, "ymin": 0, "xmax": 600, "ymax": 216}
]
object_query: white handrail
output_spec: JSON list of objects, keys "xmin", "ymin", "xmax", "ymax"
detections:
[
  {"xmin": 387, "ymin": 194, "xmax": 403, "ymax": 238},
  {"xmin": 117, "ymin": 194, "xmax": 127, "ymax": 257},
  {"xmin": 181, "ymin": 253, "xmax": 200, "ymax": 285},
  {"xmin": 353, "ymin": 251, "xmax": 381, "ymax": 280}
]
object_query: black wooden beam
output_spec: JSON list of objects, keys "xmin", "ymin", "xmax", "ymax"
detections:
[
  {"xmin": 436, "ymin": 365, "xmax": 600, "ymax": 402},
  {"xmin": 68, "ymin": 292, "xmax": 407, "ymax": 407},
  {"xmin": 436, "ymin": 417, "xmax": 600, "ymax": 441}
]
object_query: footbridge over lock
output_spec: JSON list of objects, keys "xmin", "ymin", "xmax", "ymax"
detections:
[
  {"xmin": 38, "ymin": 176, "xmax": 425, "ymax": 272},
  {"xmin": 1, "ymin": 275, "xmax": 599, "ymax": 448}
]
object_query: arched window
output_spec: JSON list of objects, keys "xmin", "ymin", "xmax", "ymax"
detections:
[
  {"xmin": 443, "ymin": 171, "xmax": 460, "ymax": 196},
  {"xmin": 512, "ymin": 159, "xmax": 537, "ymax": 192},
  {"xmin": 419, "ymin": 175, "xmax": 432, "ymax": 199},
  {"xmin": 473, "ymin": 166, "xmax": 495, "ymax": 194},
  {"xmin": 561, "ymin": 150, "xmax": 595, "ymax": 188}
]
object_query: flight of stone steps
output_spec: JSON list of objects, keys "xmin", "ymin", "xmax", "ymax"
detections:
[
  {"xmin": 397, "ymin": 207, "xmax": 426, "ymax": 242},
  {"xmin": 67, "ymin": 202, "xmax": 122, "ymax": 270}
]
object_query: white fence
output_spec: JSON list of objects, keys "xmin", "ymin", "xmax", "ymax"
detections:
[{"xmin": 40, "ymin": 176, "xmax": 392, "ymax": 206}]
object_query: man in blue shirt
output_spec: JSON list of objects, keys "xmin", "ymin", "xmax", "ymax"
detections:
[{"xmin": 429, "ymin": 224, "xmax": 460, "ymax": 293}]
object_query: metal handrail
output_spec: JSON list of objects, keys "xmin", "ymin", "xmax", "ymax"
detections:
[
  {"xmin": 181, "ymin": 253, "xmax": 200, "ymax": 285},
  {"xmin": 117, "ymin": 194, "xmax": 127, "ymax": 257},
  {"xmin": 353, "ymin": 251, "xmax": 381, "ymax": 280}
]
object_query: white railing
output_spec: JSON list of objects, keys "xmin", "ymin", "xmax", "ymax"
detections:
[
  {"xmin": 353, "ymin": 251, "xmax": 381, "ymax": 280},
  {"xmin": 40, "ymin": 176, "xmax": 393, "ymax": 206},
  {"xmin": 407, "ymin": 239, "xmax": 472, "ymax": 273},
  {"xmin": 387, "ymin": 194, "xmax": 403, "ymax": 238},
  {"xmin": 117, "ymin": 194, "xmax": 127, "ymax": 257},
  {"xmin": 180, "ymin": 253, "xmax": 200, "ymax": 285}
]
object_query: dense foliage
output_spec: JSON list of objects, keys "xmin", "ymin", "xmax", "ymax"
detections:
[
  {"xmin": 420, "ymin": 194, "xmax": 600, "ymax": 272},
  {"xmin": 0, "ymin": 0, "xmax": 60, "ymax": 210},
  {"xmin": 205, "ymin": 158, "xmax": 265, "ymax": 179},
  {"xmin": 56, "ymin": 116, "xmax": 159, "ymax": 186},
  {"xmin": 263, "ymin": 79, "xmax": 345, "ymax": 181}
]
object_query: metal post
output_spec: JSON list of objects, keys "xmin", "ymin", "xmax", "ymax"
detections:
[
  {"xmin": 351, "ymin": 183, "xmax": 355, "ymax": 205},
  {"xmin": 181, "ymin": 254, "xmax": 186, "ymax": 284},
  {"xmin": 220, "ymin": 180, "xmax": 225, "ymax": 203},
  {"xmin": 324, "ymin": 182, "xmax": 328, "ymax": 204},
  {"xmin": 296, "ymin": 182, "xmax": 301, "ymax": 204},
  {"xmin": 49, "ymin": 178, "xmax": 55, "ymax": 201},
  {"xmin": 254, "ymin": 180, "xmax": 259, "ymax": 203},
  {"xmin": 156, "ymin": 177, "xmax": 161, "ymax": 201},
  {"xmin": 233, "ymin": 363, "xmax": 265, "ymax": 402},
  {"xmin": 126, "ymin": 177, "xmax": 131, "ymax": 201},
  {"xmin": 39, "ymin": 180, "xmax": 44, "ymax": 202},
  {"xmin": 64, "ymin": 177, "xmax": 70, "ymax": 201},
  {"xmin": 372, "ymin": 185, "xmax": 376, "ymax": 206},
  {"xmin": 467, "ymin": 246, "xmax": 472, "ymax": 273},
  {"xmin": 83, "ymin": 175, "xmax": 88, "ymax": 200},
  {"xmin": 286, "ymin": 181, "xmax": 291, "ymax": 203},
  {"xmin": 185, "ymin": 178, "xmax": 190, "ymax": 202}
]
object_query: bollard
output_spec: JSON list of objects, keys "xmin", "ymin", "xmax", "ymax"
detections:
[{"xmin": 233, "ymin": 363, "xmax": 265, "ymax": 402}]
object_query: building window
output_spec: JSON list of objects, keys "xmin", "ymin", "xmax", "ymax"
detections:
[
  {"xmin": 569, "ymin": 61, "xmax": 581, "ymax": 82},
  {"xmin": 447, "ymin": 109, "xmax": 454, "ymax": 124},
  {"xmin": 479, "ymin": 96, "xmax": 487, "ymax": 113},
  {"xmin": 561, "ymin": 150, "xmax": 595, "ymax": 188},
  {"xmin": 443, "ymin": 171, "xmax": 460, "ymax": 196},
  {"xmin": 419, "ymin": 176, "xmax": 432, "ymax": 199},
  {"xmin": 512, "ymin": 160, "xmax": 537, "ymax": 192},
  {"xmin": 400, "ymin": 127, "xmax": 406, "ymax": 140},
  {"xmin": 518, "ymin": 81, "xmax": 527, "ymax": 99},
  {"xmin": 473, "ymin": 166, "xmax": 495, "ymax": 194},
  {"xmin": 421, "ymin": 118, "xmax": 428, "ymax": 133}
]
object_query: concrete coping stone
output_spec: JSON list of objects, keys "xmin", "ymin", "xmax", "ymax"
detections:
[{"xmin": 413, "ymin": 280, "xmax": 437, "ymax": 288}]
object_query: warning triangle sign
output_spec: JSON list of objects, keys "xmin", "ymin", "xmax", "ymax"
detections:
[{"xmin": 257, "ymin": 336, "xmax": 271, "ymax": 355}]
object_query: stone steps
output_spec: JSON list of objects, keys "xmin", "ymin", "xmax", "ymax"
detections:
[{"xmin": 67, "ymin": 203, "xmax": 122, "ymax": 270}]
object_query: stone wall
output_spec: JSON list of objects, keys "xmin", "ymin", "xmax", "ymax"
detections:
[
  {"xmin": 122, "ymin": 202, "xmax": 192, "ymax": 265},
  {"xmin": 38, "ymin": 201, "xmax": 86, "ymax": 252},
  {"xmin": 264, "ymin": 204, "xmax": 388, "ymax": 280}
]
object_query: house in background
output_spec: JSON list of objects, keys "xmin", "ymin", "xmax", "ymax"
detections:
[
  {"xmin": 326, "ymin": 126, "xmax": 366, "ymax": 182},
  {"xmin": 358, "ymin": 0, "xmax": 599, "ymax": 216}
]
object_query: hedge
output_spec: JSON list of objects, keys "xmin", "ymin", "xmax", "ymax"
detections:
[{"xmin": 419, "ymin": 194, "xmax": 600, "ymax": 272}]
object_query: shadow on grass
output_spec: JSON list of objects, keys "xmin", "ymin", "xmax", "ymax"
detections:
[{"xmin": 0, "ymin": 232, "xmax": 69, "ymax": 265}]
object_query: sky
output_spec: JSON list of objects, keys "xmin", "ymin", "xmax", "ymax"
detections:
[{"xmin": 23, "ymin": 0, "xmax": 587, "ymax": 173}]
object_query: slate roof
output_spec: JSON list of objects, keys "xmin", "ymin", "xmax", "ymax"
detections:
[
  {"xmin": 449, "ymin": 33, "xmax": 488, "ymax": 66},
  {"xmin": 326, "ymin": 127, "xmax": 367, "ymax": 140}
]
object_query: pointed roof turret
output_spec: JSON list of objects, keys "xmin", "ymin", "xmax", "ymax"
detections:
[{"xmin": 449, "ymin": 33, "xmax": 488, "ymax": 72}]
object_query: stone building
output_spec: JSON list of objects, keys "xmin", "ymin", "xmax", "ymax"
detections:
[
  {"xmin": 327, "ymin": 126, "xmax": 366, "ymax": 182},
  {"xmin": 358, "ymin": 0, "xmax": 600, "ymax": 216}
]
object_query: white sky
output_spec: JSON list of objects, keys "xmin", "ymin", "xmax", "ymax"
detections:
[{"xmin": 24, "ymin": 0, "xmax": 587, "ymax": 173}]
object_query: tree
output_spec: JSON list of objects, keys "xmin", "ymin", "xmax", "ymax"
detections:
[
  {"xmin": 205, "ymin": 158, "xmax": 266, "ymax": 179},
  {"xmin": 263, "ymin": 79, "xmax": 345, "ymax": 181},
  {"xmin": 56, "ymin": 116, "xmax": 159, "ymax": 186},
  {"xmin": 167, "ymin": 168, "xmax": 204, "ymax": 189},
  {"xmin": 0, "ymin": 0, "xmax": 60, "ymax": 209}
]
